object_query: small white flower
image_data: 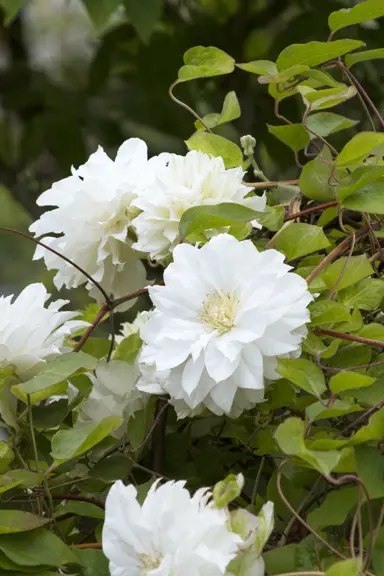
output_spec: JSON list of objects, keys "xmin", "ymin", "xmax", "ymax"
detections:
[
  {"xmin": 115, "ymin": 311, "xmax": 150, "ymax": 345},
  {"xmin": 30, "ymin": 138, "xmax": 149, "ymax": 309},
  {"xmin": 78, "ymin": 360, "xmax": 148, "ymax": 437},
  {"xmin": 132, "ymin": 150, "xmax": 266, "ymax": 261},
  {"xmin": 0, "ymin": 283, "xmax": 87, "ymax": 429},
  {"xmin": 0, "ymin": 283, "xmax": 86, "ymax": 379},
  {"xmin": 103, "ymin": 479, "xmax": 241, "ymax": 576},
  {"xmin": 139, "ymin": 234, "xmax": 312, "ymax": 417}
]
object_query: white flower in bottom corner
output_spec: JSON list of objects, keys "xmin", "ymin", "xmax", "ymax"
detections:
[
  {"xmin": 78, "ymin": 360, "xmax": 148, "ymax": 437},
  {"xmin": 29, "ymin": 138, "xmax": 149, "ymax": 309},
  {"xmin": 132, "ymin": 150, "xmax": 266, "ymax": 261},
  {"xmin": 103, "ymin": 479, "xmax": 241, "ymax": 576},
  {"xmin": 139, "ymin": 234, "xmax": 312, "ymax": 417}
]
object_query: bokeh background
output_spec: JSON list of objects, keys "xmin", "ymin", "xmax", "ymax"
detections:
[{"xmin": 0, "ymin": 0, "xmax": 383, "ymax": 302}]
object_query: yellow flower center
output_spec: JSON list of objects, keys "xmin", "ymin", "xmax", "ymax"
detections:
[
  {"xmin": 139, "ymin": 552, "xmax": 162, "ymax": 574},
  {"xmin": 200, "ymin": 291, "xmax": 239, "ymax": 334}
]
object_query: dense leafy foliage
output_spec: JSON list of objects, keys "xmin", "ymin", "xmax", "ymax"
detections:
[{"xmin": 1, "ymin": 1, "xmax": 384, "ymax": 575}]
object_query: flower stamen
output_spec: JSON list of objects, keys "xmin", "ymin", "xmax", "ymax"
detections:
[{"xmin": 200, "ymin": 291, "xmax": 239, "ymax": 334}]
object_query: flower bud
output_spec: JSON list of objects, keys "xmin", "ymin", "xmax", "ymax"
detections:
[
  {"xmin": 213, "ymin": 473, "xmax": 244, "ymax": 508},
  {"xmin": 240, "ymin": 135, "xmax": 256, "ymax": 157}
]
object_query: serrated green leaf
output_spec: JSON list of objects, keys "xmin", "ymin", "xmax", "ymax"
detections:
[
  {"xmin": 306, "ymin": 112, "xmax": 358, "ymax": 138},
  {"xmin": 268, "ymin": 124, "xmax": 310, "ymax": 152},
  {"xmin": 236, "ymin": 60, "xmax": 277, "ymax": 76},
  {"xmin": 11, "ymin": 352, "xmax": 97, "ymax": 405},
  {"xmin": 309, "ymin": 300, "xmax": 351, "ymax": 326},
  {"xmin": 179, "ymin": 202, "xmax": 260, "ymax": 239},
  {"xmin": 307, "ymin": 486, "xmax": 357, "ymax": 531},
  {"xmin": 195, "ymin": 91, "xmax": 241, "ymax": 131},
  {"xmin": 329, "ymin": 0, "xmax": 384, "ymax": 32},
  {"xmin": 114, "ymin": 332, "xmax": 142, "ymax": 363},
  {"xmin": 185, "ymin": 132, "xmax": 242, "ymax": 168},
  {"xmin": 0, "ymin": 511, "xmax": 49, "ymax": 535},
  {"xmin": 330, "ymin": 371, "xmax": 375, "ymax": 393},
  {"xmin": 346, "ymin": 47, "xmax": 384, "ymax": 68},
  {"xmin": 336, "ymin": 131, "xmax": 384, "ymax": 168},
  {"xmin": 0, "ymin": 0, "xmax": 24, "ymax": 25},
  {"xmin": 178, "ymin": 46, "xmax": 235, "ymax": 82},
  {"xmin": 55, "ymin": 500, "xmax": 105, "ymax": 520},
  {"xmin": 0, "ymin": 528, "xmax": 77, "ymax": 567},
  {"xmin": 339, "ymin": 278, "xmax": 384, "ymax": 310},
  {"xmin": 325, "ymin": 558, "xmax": 362, "ymax": 576},
  {"xmin": 276, "ymin": 40, "xmax": 364, "ymax": 71},
  {"xmin": 124, "ymin": 0, "xmax": 163, "ymax": 43},
  {"xmin": 322, "ymin": 254, "xmax": 373, "ymax": 292},
  {"xmin": 355, "ymin": 445, "xmax": 384, "ymax": 498},
  {"xmin": 51, "ymin": 416, "xmax": 123, "ymax": 463},
  {"xmin": 276, "ymin": 358, "xmax": 326, "ymax": 397},
  {"xmin": 275, "ymin": 223, "xmax": 330, "ymax": 261},
  {"xmin": 81, "ymin": 0, "xmax": 121, "ymax": 29}
]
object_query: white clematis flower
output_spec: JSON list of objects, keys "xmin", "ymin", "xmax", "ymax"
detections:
[
  {"xmin": 0, "ymin": 283, "xmax": 87, "ymax": 428},
  {"xmin": 115, "ymin": 311, "xmax": 150, "ymax": 345},
  {"xmin": 78, "ymin": 360, "xmax": 148, "ymax": 437},
  {"xmin": 103, "ymin": 479, "xmax": 241, "ymax": 576},
  {"xmin": 132, "ymin": 150, "xmax": 266, "ymax": 261},
  {"xmin": 139, "ymin": 234, "xmax": 312, "ymax": 417},
  {"xmin": 29, "ymin": 138, "xmax": 149, "ymax": 309}
]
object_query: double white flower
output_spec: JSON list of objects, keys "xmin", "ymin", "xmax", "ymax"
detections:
[
  {"xmin": 138, "ymin": 234, "xmax": 312, "ymax": 417},
  {"xmin": 103, "ymin": 478, "xmax": 274, "ymax": 576}
]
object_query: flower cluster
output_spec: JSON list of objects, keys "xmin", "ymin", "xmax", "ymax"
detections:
[{"xmin": 102, "ymin": 477, "xmax": 274, "ymax": 576}]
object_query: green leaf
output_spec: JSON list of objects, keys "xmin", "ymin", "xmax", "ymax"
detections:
[
  {"xmin": 0, "ymin": 0, "xmax": 24, "ymax": 25},
  {"xmin": 306, "ymin": 399, "xmax": 363, "ymax": 422},
  {"xmin": 274, "ymin": 417, "xmax": 340, "ymax": 474},
  {"xmin": 345, "ymin": 378, "xmax": 384, "ymax": 406},
  {"xmin": 0, "ymin": 442, "xmax": 14, "ymax": 474},
  {"xmin": 179, "ymin": 202, "xmax": 260, "ymax": 239},
  {"xmin": 355, "ymin": 445, "xmax": 384, "ymax": 499},
  {"xmin": 276, "ymin": 40, "xmax": 364, "ymax": 71},
  {"xmin": 275, "ymin": 223, "xmax": 330, "ymax": 261},
  {"xmin": 178, "ymin": 46, "xmax": 235, "ymax": 82},
  {"xmin": 267, "ymin": 124, "xmax": 310, "ymax": 152},
  {"xmin": 51, "ymin": 416, "xmax": 123, "ymax": 463},
  {"xmin": 325, "ymin": 558, "xmax": 362, "ymax": 576},
  {"xmin": 299, "ymin": 159, "xmax": 338, "ymax": 202},
  {"xmin": 124, "ymin": 0, "xmax": 163, "ymax": 43},
  {"xmin": 329, "ymin": 0, "xmax": 384, "ymax": 32},
  {"xmin": 343, "ymin": 178, "xmax": 384, "ymax": 214},
  {"xmin": 0, "ymin": 470, "xmax": 44, "ymax": 495},
  {"xmin": 55, "ymin": 500, "xmax": 105, "ymax": 520},
  {"xmin": 307, "ymin": 486, "xmax": 357, "ymax": 531},
  {"xmin": 114, "ymin": 332, "xmax": 142, "ymax": 363},
  {"xmin": 73, "ymin": 548, "xmax": 109, "ymax": 576},
  {"xmin": 276, "ymin": 358, "xmax": 326, "ymax": 397},
  {"xmin": 336, "ymin": 131, "xmax": 384, "ymax": 168},
  {"xmin": 258, "ymin": 64, "xmax": 310, "ymax": 85},
  {"xmin": 322, "ymin": 254, "xmax": 373, "ymax": 292},
  {"xmin": 195, "ymin": 91, "xmax": 241, "ymax": 130},
  {"xmin": 11, "ymin": 352, "xmax": 97, "ymax": 405},
  {"xmin": 338, "ymin": 165, "xmax": 384, "ymax": 201},
  {"xmin": 263, "ymin": 543, "xmax": 297, "ymax": 575},
  {"xmin": 31, "ymin": 399, "xmax": 68, "ymax": 430},
  {"xmin": 256, "ymin": 206, "xmax": 284, "ymax": 232},
  {"xmin": 330, "ymin": 371, "xmax": 375, "ymax": 394},
  {"xmin": 0, "ymin": 511, "xmax": 49, "ymax": 535},
  {"xmin": 309, "ymin": 300, "xmax": 351, "ymax": 326},
  {"xmin": 306, "ymin": 112, "xmax": 358, "ymax": 138},
  {"xmin": 81, "ymin": 0, "xmax": 121, "ymax": 29},
  {"xmin": 185, "ymin": 132, "xmax": 242, "ymax": 169},
  {"xmin": 346, "ymin": 47, "xmax": 384, "ymax": 68},
  {"xmin": 236, "ymin": 60, "xmax": 277, "ymax": 76},
  {"xmin": 0, "ymin": 528, "xmax": 77, "ymax": 567},
  {"xmin": 339, "ymin": 278, "xmax": 384, "ymax": 310},
  {"xmin": 90, "ymin": 454, "xmax": 133, "ymax": 482},
  {"xmin": 127, "ymin": 401, "xmax": 155, "ymax": 450},
  {"xmin": 299, "ymin": 85, "xmax": 357, "ymax": 111},
  {"xmin": 350, "ymin": 406, "xmax": 384, "ymax": 444}
]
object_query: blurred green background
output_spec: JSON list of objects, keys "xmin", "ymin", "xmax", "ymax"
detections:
[{"xmin": 0, "ymin": 0, "xmax": 383, "ymax": 301}]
